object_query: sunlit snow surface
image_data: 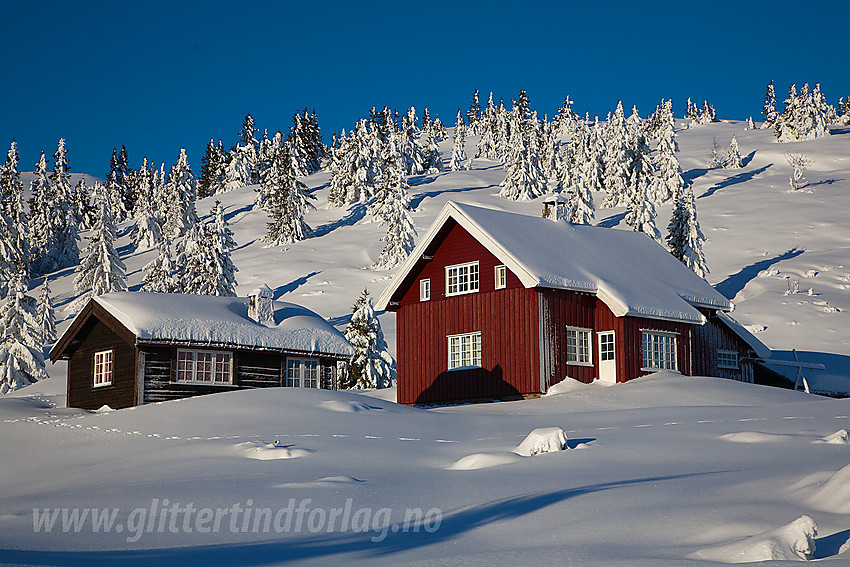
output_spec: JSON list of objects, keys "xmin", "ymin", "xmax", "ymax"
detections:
[{"xmin": 4, "ymin": 119, "xmax": 850, "ymax": 564}]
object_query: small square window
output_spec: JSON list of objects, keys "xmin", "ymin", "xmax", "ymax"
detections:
[
  {"xmin": 420, "ymin": 279, "xmax": 431, "ymax": 301},
  {"xmin": 717, "ymin": 350, "xmax": 738, "ymax": 369},
  {"xmin": 495, "ymin": 265, "xmax": 507, "ymax": 290}
]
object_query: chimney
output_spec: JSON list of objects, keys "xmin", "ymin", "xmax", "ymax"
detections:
[
  {"xmin": 541, "ymin": 192, "xmax": 569, "ymax": 221},
  {"xmin": 248, "ymin": 284, "xmax": 274, "ymax": 325}
]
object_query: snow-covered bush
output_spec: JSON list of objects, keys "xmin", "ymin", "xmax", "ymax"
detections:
[{"xmin": 516, "ymin": 427, "xmax": 568, "ymax": 456}]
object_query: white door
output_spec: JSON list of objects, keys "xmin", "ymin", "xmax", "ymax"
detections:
[{"xmin": 598, "ymin": 331, "xmax": 616, "ymax": 383}]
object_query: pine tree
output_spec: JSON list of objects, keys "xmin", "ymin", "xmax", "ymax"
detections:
[
  {"xmin": 450, "ymin": 110, "xmax": 468, "ymax": 171},
  {"xmin": 50, "ymin": 139, "xmax": 80, "ymax": 270},
  {"xmin": 343, "ymin": 289, "xmax": 395, "ymax": 389},
  {"xmin": 130, "ymin": 157, "xmax": 163, "ymax": 250},
  {"xmin": 761, "ymin": 80, "xmax": 777, "ymax": 130},
  {"xmin": 0, "ymin": 140, "xmax": 29, "ymax": 280},
  {"xmin": 666, "ymin": 184, "xmax": 708, "ymax": 279},
  {"xmin": 499, "ymin": 104, "xmax": 546, "ymax": 201},
  {"xmin": 71, "ymin": 188, "xmax": 127, "ymax": 312},
  {"xmin": 0, "ymin": 275, "xmax": 48, "ymax": 395},
  {"xmin": 106, "ymin": 148, "xmax": 129, "ymax": 222},
  {"xmin": 141, "ymin": 239, "xmax": 177, "ymax": 293},
  {"xmin": 726, "ymin": 135, "xmax": 743, "ymax": 168},
  {"xmin": 37, "ymin": 281, "xmax": 56, "ymax": 345},
  {"xmin": 117, "ymin": 145, "xmax": 135, "ymax": 216},
  {"xmin": 625, "ymin": 180, "xmax": 661, "ymax": 243},
  {"xmin": 555, "ymin": 94, "xmax": 580, "ymax": 136},
  {"xmin": 601, "ymin": 101, "xmax": 630, "ymax": 207},
  {"xmin": 175, "ymin": 220, "xmax": 237, "ymax": 296},
  {"xmin": 262, "ymin": 144, "xmax": 316, "ymax": 246},
  {"xmin": 370, "ymin": 152, "xmax": 417, "ymax": 270},
  {"xmin": 162, "ymin": 149, "xmax": 198, "ymax": 238},
  {"xmin": 29, "ymin": 151, "xmax": 74, "ymax": 276},
  {"xmin": 198, "ymin": 139, "xmax": 227, "ymax": 198},
  {"xmin": 466, "ymin": 89, "xmax": 481, "ymax": 134}
]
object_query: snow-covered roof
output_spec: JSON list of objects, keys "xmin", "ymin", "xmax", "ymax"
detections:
[
  {"xmin": 377, "ymin": 201, "xmax": 733, "ymax": 324},
  {"xmin": 716, "ymin": 311, "xmax": 772, "ymax": 360},
  {"xmin": 58, "ymin": 292, "xmax": 353, "ymax": 358}
]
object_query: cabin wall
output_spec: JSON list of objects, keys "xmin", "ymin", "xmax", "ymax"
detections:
[
  {"xmin": 67, "ymin": 318, "xmax": 137, "ymax": 410},
  {"xmin": 539, "ymin": 288, "xmax": 597, "ymax": 387},
  {"xmin": 395, "ymin": 223, "xmax": 540, "ymax": 404},
  {"xmin": 691, "ymin": 314, "xmax": 754, "ymax": 382}
]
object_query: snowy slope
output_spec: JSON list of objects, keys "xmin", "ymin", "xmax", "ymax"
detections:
[{"xmin": 3, "ymin": 116, "xmax": 850, "ymax": 564}]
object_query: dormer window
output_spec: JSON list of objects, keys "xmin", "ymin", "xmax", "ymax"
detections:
[{"xmin": 446, "ymin": 262, "xmax": 479, "ymax": 296}]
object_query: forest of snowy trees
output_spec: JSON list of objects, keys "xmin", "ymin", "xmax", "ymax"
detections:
[{"xmin": 2, "ymin": 80, "xmax": 848, "ymax": 395}]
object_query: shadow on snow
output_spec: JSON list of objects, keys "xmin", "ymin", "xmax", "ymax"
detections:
[
  {"xmin": 698, "ymin": 164, "xmax": 771, "ymax": 199},
  {"xmin": 272, "ymin": 272, "xmax": 321, "ymax": 299},
  {"xmin": 2, "ymin": 472, "xmax": 729, "ymax": 566},
  {"xmin": 312, "ymin": 204, "xmax": 367, "ymax": 238},
  {"xmin": 713, "ymin": 248, "xmax": 804, "ymax": 301}
]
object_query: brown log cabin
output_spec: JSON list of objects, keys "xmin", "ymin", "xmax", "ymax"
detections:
[
  {"xmin": 50, "ymin": 287, "xmax": 353, "ymax": 410},
  {"xmin": 376, "ymin": 201, "xmax": 770, "ymax": 405}
]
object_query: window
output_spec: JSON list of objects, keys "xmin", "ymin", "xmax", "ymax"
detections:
[
  {"xmin": 642, "ymin": 331, "xmax": 677, "ymax": 371},
  {"xmin": 599, "ymin": 332, "xmax": 615, "ymax": 362},
  {"xmin": 566, "ymin": 327, "xmax": 592, "ymax": 365},
  {"xmin": 448, "ymin": 332, "xmax": 482, "ymax": 370},
  {"xmin": 176, "ymin": 350, "xmax": 233, "ymax": 384},
  {"xmin": 93, "ymin": 350, "xmax": 113, "ymax": 387},
  {"xmin": 286, "ymin": 358, "xmax": 319, "ymax": 388},
  {"xmin": 717, "ymin": 350, "xmax": 739, "ymax": 369},
  {"xmin": 446, "ymin": 262, "xmax": 479, "ymax": 296},
  {"xmin": 495, "ymin": 265, "xmax": 507, "ymax": 290},
  {"xmin": 420, "ymin": 279, "xmax": 431, "ymax": 301}
]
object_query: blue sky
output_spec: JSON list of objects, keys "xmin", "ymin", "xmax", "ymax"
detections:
[{"xmin": 2, "ymin": 0, "xmax": 846, "ymax": 177}]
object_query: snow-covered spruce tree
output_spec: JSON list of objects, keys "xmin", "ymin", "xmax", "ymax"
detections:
[
  {"xmin": 650, "ymin": 99, "xmax": 684, "ymax": 204},
  {"xmin": 421, "ymin": 127, "xmax": 443, "ymax": 173},
  {"xmin": 50, "ymin": 139, "xmax": 80, "ymax": 270},
  {"xmin": 106, "ymin": 148, "xmax": 129, "ymax": 223},
  {"xmin": 37, "ymin": 280, "xmax": 56, "ymax": 345},
  {"xmin": 287, "ymin": 109, "xmax": 320, "ymax": 176},
  {"xmin": 666, "ymin": 184, "xmax": 708, "ymax": 279},
  {"xmin": 745, "ymin": 116, "xmax": 756, "ymax": 130},
  {"xmin": 625, "ymin": 105, "xmax": 644, "ymax": 143},
  {"xmin": 499, "ymin": 102, "xmax": 547, "ymax": 201},
  {"xmin": 28, "ymin": 151, "xmax": 77, "ymax": 276},
  {"xmin": 601, "ymin": 101, "xmax": 631, "ymax": 207},
  {"xmin": 343, "ymin": 289, "xmax": 395, "ymax": 389},
  {"xmin": 210, "ymin": 200, "xmax": 236, "ymax": 251},
  {"xmin": 0, "ymin": 275, "xmax": 48, "ymax": 395},
  {"xmin": 555, "ymin": 94, "xmax": 580, "ymax": 137},
  {"xmin": 141, "ymin": 238, "xmax": 177, "ymax": 293},
  {"xmin": 541, "ymin": 120, "xmax": 564, "ymax": 191},
  {"xmin": 466, "ymin": 89, "xmax": 481, "ymax": 134},
  {"xmin": 130, "ymin": 157, "xmax": 163, "ymax": 250},
  {"xmin": 0, "ymin": 140, "xmax": 30, "ymax": 280},
  {"xmin": 625, "ymin": 180, "xmax": 661, "ymax": 243},
  {"xmin": 450, "ymin": 110, "xmax": 468, "ymax": 171},
  {"xmin": 624, "ymin": 134, "xmax": 658, "ymax": 238},
  {"xmin": 564, "ymin": 127, "xmax": 595, "ymax": 224},
  {"xmin": 726, "ymin": 135, "xmax": 743, "ymax": 169},
  {"xmin": 707, "ymin": 137, "xmax": 724, "ymax": 168},
  {"xmin": 762, "ymin": 80, "xmax": 778, "ymax": 130},
  {"xmin": 162, "ymin": 149, "xmax": 198, "ymax": 238},
  {"xmin": 198, "ymin": 139, "xmax": 227, "ymax": 198},
  {"xmin": 117, "ymin": 145, "xmax": 135, "ymax": 216},
  {"xmin": 73, "ymin": 178, "xmax": 95, "ymax": 231},
  {"xmin": 71, "ymin": 187, "xmax": 127, "ymax": 313},
  {"xmin": 175, "ymin": 221, "xmax": 237, "ymax": 297},
  {"xmin": 775, "ymin": 82, "xmax": 830, "ymax": 143},
  {"xmin": 262, "ymin": 144, "xmax": 316, "ymax": 246},
  {"xmin": 431, "ymin": 116, "xmax": 447, "ymax": 143},
  {"xmin": 475, "ymin": 92, "xmax": 501, "ymax": 161},
  {"xmin": 398, "ymin": 110, "xmax": 425, "ymax": 176},
  {"xmin": 369, "ymin": 151, "xmax": 417, "ymax": 270}
]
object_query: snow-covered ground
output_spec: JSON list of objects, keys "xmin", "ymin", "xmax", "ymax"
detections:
[{"xmin": 3, "ymin": 117, "xmax": 850, "ymax": 564}]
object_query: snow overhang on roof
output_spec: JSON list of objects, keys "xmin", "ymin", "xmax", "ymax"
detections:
[
  {"xmin": 57, "ymin": 292, "xmax": 353, "ymax": 358},
  {"xmin": 377, "ymin": 201, "xmax": 733, "ymax": 325}
]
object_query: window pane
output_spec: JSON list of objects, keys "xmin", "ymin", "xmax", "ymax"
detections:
[
  {"xmin": 214, "ymin": 353, "xmax": 231, "ymax": 383},
  {"xmin": 196, "ymin": 352, "xmax": 213, "ymax": 382},
  {"xmin": 305, "ymin": 360, "xmax": 319, "ymax": 388},
  {"xmin": 286, "ymin": 359, "xmax": 300, "ymax": 387}
]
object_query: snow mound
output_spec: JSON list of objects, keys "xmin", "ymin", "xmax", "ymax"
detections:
[
  {"xmin": 691, "ymin": 515, "xmax": 817, "ymax": 563},
  {"xmin": 719, "ymin": 431, "xmax": 788, "ymax": 443},
  {"xmin": 813, "ymin": 429, "xmax": 850, "ymax": 444},
  {"xmin": 237, "ymin": 441, "xmax": 312, "ymax": 460},
  {"xmin": 545, "ymin": 377, "xmax": 612, "ymax": 396},
  {"xmin": 276, "ymin": 476, "xmax": 364, "ymax": 489},
  {"xmin": 94, "ymin": 405, "xmax": 114, "ymax": 413},
  {"xmin": 809, "ymin": 464, "xmax": 850, "ymax": 513},
  {"xmin": 320, "ymin": 400, "xmax": 381, "ymax": 413},
  {"xmin": 516, "ymin": 427, "xmax": 568, "ymax": 456},
  {"xmin": 446, "ymin": 452, "xmax": 524, "ymax": 471}
]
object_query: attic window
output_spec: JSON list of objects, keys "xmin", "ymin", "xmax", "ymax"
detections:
[
  {"xmin": 420, "ymin": 279, "xmax": 431, "ymax": 301},
  {"xmin": 93, "ymin": 350, "xmax": 113, "ymax": 387},
  {"xmin": 495, "ymin": 265, "xmax": 507, "ymax": 290},
  {"xmin": 176, "ymin": 350, "xmax": 233, "ymax": 385},
  {"xmin": 446, "ymin": 262, "xmax": 479, "ymax": 296}
]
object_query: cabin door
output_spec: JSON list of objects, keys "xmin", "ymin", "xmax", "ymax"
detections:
[{"xmin": 598, "ymin": 331, "xmax": 616, "ymax": 383}]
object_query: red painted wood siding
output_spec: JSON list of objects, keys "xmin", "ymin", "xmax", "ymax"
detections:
[
  {"xmin": 395, "ymin": 222, "xmax": 539, "ymax": 404},
  {"xmin": 691, "ymin": 314, "xmax": 752, "ymax": 381},
  {"xmin": 539, "ymin": 288, "xmax": 597, "ymax": 386},
  {"xmin": 399, "ymin": 220, "xmax": 523, "ymax": 306}
]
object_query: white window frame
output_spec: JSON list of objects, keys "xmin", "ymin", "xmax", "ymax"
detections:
[
  {"xmin": 445, "ymin": 261, "xmax": 480, "ymax": 297},
  {"xmin": 286, "ymin": 357, "xmax": 320, "ymax": 388},
  {"xmin": 420, "ymin": 279, "xmax": 431, "ymax": 301},
  {"xmin": 717, "ymin": 349, "xmax": 739, "ymax": 369},
  {"xmin": 566, "ymin": 326, "xmax": 592, "ymax": 366},
  {"xmin": 447, "ymin": 332, "xmax": 482, "ymax": 370},
  {"xmin": 93, "ymin": 349, "xmax": 113, "ymax": 387},
  {"xmin": 176, "ymin": 349, "xmax": 233, "ymax": 385},
  {"xmin": 641, "ymin": 331, "xmax": 678, "ymax": 371},
  {"xmin": 494, "ymin": 265, "xmax": 507, "ymax": 290}
]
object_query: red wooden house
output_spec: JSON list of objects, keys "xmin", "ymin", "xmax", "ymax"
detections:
[{"xmin": 376, "ymin": 201, "xmax": 770, "ymax": 405}]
